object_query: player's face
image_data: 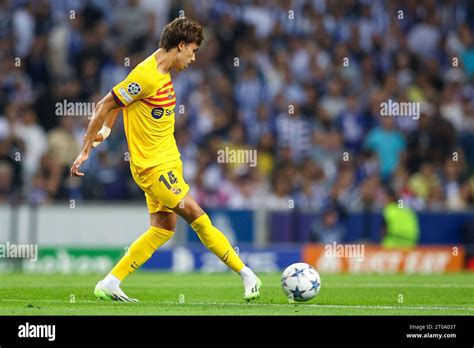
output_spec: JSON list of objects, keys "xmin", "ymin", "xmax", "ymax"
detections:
[{"xmin": 176, "ymin": 42, "xmax": 198, "ymax": 70}]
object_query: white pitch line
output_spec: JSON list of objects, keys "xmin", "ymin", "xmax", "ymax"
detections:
[
  {"xmin": 1, "ymin": 299, "xmax": 98, "ymax": 303},
  {"xmin": 1, "ymin": 299, "xmax": 473, "ymax": 311},
  {"xmin": 327, "ymin": 283, "xmax": 474, "ymax": 288},
  {"xmin": 131, "ymin": 283, "xmax": 474, "ymax": 289},
  {"xmin": 3, "ymin": 283, "xmax": 473, "ymax": 289},
  {"xmin": 152, "ymin": 301, "xmax": 474, "ymax": 311}
]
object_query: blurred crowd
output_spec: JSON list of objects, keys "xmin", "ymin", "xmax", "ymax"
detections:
[{"xmin": 1, "ymin": 0, "xmax": 474, "ymax": 212}]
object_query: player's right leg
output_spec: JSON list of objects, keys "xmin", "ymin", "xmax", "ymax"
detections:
[
  {"xmin": 95, "ymin": 167, "xmax": 178, "ymax": 302},
  {"xmin": 94, "ymin": 208, "xmax": 176, "ymax": 302}
]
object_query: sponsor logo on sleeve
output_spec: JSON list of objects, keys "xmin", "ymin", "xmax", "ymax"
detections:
[{"xmin": 119, "ymin": 87, "xmax": 133, "ymax": 103}]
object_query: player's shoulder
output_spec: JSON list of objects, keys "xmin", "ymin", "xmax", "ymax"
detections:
[
  {"xmin": 135, "ymin": 54, "xmax": 155, "ymax": 71},
  {"xmin": 132, "ymin": 54, "xmax": 170, "ymax": 86},
  {"xmin": 130, "ymin": 55, "xmax": 155, "ymax": 79}
]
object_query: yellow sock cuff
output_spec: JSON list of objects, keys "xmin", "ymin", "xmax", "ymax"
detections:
[
  {"xmin": 148, "ymin": 226, "xmax": 174, "ymax": 245},
  {"xmin": 190, "ymin": 214, "xmax": 211, "ymax": 232}
]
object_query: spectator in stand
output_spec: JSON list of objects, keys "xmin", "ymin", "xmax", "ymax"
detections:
[
  {"xmin": 364, "ymin": 117, "xmax": 406, "ymax": 181},
  {"xmin": 441, "ymin": 158, "xmax": 468, "ymax": 211},
  {"xmin": 311, "ymin": 203, "xmax": 346, "ymax": 244},
  {"xmin": 336, "ymin": 93, "xmax": 369, "ymax": 154},
  {"xmin": 408, "ymin": 161, "xmax": 441, "ymax": 204},
  {"xmin": 264, "ymin": 168, "xmax": 292, "ymax": 210},
  {"xmin": 0, "ymin": 0, "xmax": 473, "ymax": 212},
  {"xmin": 0, "ymin": 160, "xmax": 13, "ymax": 202},
  {"xmin": 15, "ymin": 107, "xmax": 47, "ymax": 185}
]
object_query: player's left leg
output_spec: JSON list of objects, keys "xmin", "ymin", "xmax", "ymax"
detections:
[
  {"xmin": 171, "ymin": 193, "xmax": 262, "ymax": 301},
  {"xmin": 95, "ymin": 209, "xmax": 177, "ymax": 302}
]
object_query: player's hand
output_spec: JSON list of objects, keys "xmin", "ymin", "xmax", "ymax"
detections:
[{"xmin": 70, "ymin": 151, "xmax": 90, "ymax": 177}]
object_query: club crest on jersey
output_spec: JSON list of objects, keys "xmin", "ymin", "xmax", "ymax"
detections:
[
  {"xmin": 171, "ymin": 187, "xmax": 181, "ymax": 195},
  {"xmin": 151, "ymin": 107, "xmax": 164, "ymax": 119},
  {"xmin": 127, "ymin": 82, "xmax": 141, "ymax": 95}
]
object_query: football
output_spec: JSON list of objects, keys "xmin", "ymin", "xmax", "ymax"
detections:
[{"xmin": 281, "ymin": 262, "xmax": 321, "ymax": 302}]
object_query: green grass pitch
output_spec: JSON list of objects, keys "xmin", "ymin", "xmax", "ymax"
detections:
[{"xmin": 0, "ymin": 272, "xmax": 473, "ymax": 315}]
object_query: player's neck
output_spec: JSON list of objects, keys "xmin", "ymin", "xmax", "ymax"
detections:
[{"xmin": 154, "ymin": 48, "xmax": 175, "ymax": 74}]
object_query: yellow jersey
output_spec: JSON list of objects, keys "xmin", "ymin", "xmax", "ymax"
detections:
[{"xmin": 111, "ymin": 53, "xmax": 179, "ymax": 172}]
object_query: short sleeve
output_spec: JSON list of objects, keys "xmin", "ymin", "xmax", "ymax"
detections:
[{"xmin": 111, "ymin": 69, "xmax": 154, "ymax": 107}]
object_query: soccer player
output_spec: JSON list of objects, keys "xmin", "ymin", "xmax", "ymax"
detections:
[{"xmin": 70, "ymin": 17, "xmax": 261, "ymax": 302}]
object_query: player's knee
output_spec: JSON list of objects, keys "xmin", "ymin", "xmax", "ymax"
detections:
[
  {"xmin": 150, "ymin": 213, "xmax": 177, "ymax": 231},
  {"xmin": 187, "ymin": 209, "xmax": 206, "ymax": 224},
  {"xmin": 172, "ymin": 196, "xmax": 205, "ymax": 223},
  {"xmin": 153, "ymin": 220, "xmax": 176, "ymax": 230},
  {"xmin": 151, "ymin": 221, "xmax": 176, "ymax": 231},
  {"xmin": 185, "ymin": 199, "xmax": 205, "ymax": 220}
]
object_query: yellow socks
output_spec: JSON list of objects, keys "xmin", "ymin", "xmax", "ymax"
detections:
[
  {"xmin": 191, "ymin": 214, "xmax": 244, "ymax": 272},
  {"xmin": 111, "ymin": 226, "xmax": 174, "ymax": 281},
  {"xmin": 110, "ymin": 214, "xmax": 244, "ymax": 281}
]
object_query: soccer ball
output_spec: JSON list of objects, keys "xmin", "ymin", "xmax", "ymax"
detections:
[{"xmin": 281, "ymin": 262, "xmax": 321, "ymax": 302}]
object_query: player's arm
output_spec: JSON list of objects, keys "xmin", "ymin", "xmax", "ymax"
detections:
[
  {"xmin": 104, "ymin": 108, "xmax": 120, "ymax": 128},
  {"xmin": 71, "ymin": 68, "xmax": 152, "ymax": 176},
  {"xmin": 87, "ymin": 107, "xmax": 121, "ymax": 148},
  {"xmin": 70, "ymin": 92, "xmax": 121, "ymax": 176}
]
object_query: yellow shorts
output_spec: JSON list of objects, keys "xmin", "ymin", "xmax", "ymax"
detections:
[{"xmin": 131, "ymin": 161, "xmax": 190, "ymax": 214}]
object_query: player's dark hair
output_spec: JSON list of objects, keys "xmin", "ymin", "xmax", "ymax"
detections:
[{"xmin": 159, "ymin": 17, "xmax": 204, "ymax": 51}]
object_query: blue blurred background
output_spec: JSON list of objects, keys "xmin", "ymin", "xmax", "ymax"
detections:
[{"xmin": 0, "ymin": 0, "xmax": 474, "ymax": 272}]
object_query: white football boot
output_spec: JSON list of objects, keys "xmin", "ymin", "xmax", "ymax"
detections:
[
  {"xmin": 243, "ymin": 276, "xmax": 262, "ymax": 302},
  {"xmin": 94, "ymin": 280, "xmax": 138, "ymax": 303}
]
